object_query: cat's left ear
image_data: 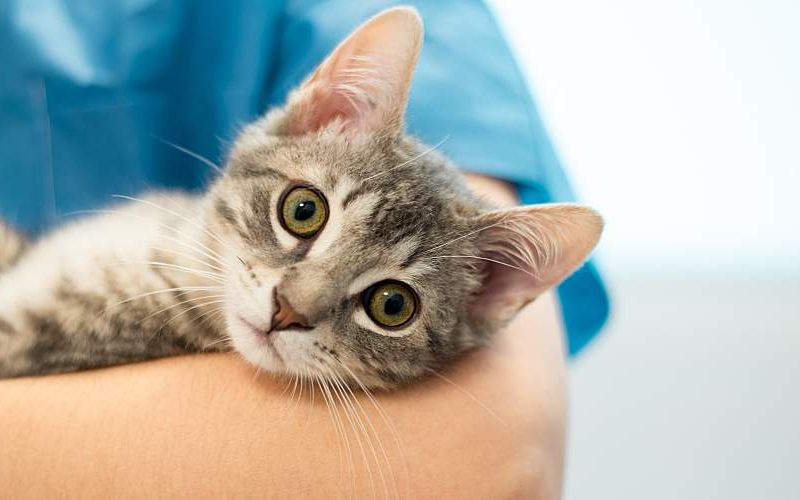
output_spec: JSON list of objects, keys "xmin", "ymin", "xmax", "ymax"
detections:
[
  {"xmin": 280, "ymin": 7, "xmax": 423, "ymax": 136},
  {"xmin": 467, "ymin": 204, "xmax": 604, "ymax": 326}
]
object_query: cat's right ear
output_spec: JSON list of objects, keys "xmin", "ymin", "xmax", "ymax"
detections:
[
  {"xmin": 276, "ymin": 7, "xmax": 423, "ymax": 137},
  {"xmin": 467, "ymin": 204, "xmax": 604, "ymax": 327}
]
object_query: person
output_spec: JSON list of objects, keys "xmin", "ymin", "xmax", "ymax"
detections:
[{"xmin": 0, "ymin": 1, "xmax": 609, "ymax": 497}]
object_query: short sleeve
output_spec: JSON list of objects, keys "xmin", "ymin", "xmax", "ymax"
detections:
[{"xmin": 268, "ymin": 1, "xmax": 611, "ymax": 354}]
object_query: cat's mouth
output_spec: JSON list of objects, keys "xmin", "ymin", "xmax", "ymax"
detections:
[
  {"xmin": 238, "ymin": 313, "xmax": 314, "ymax": 340},
  {"xmin": 235, "ymin": 316, "xmax": 288, "ymax": 368},
  {"xmin": 237, "ymin": 316, "xmax": 274, "ymax": 344}
]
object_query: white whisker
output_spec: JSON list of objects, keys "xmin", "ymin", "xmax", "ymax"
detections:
[
  {"xmin": 425, "ymin": 368, "xmax": 508, "ymax": 428},
  {"xmin": 153, "ymin": 136, "xmax": 224, "ymax": 174},
  {"xmin": 362, "ymin": 136, "xmax": 449, "ymax": 182},
  {"xmin": 112, "ymin": 194, "xmax": 238, "ymax": 256},
  {"xmin": 148, "ymin": 294, "xmax": 226, "ymax": 323},
  {"xmin": 107, "ymin": 285, "xmax": 224, "ymax": 309},
  {"xmin": 160, "ymin": 298, "xmax": 226, "ymax": 330},
  {"xmin": 151, "ymin": 246, "xmax": 225, "ymax": 274},
  {"xmin": 427, "ymin": 255, "xmax": 537, "ymax": 278},
  {"xmin": 61, "ymin": 208, "xmax": 227, "ymax": 268},
  {"xmin": 419, "ymin": 220, "xmax": 509, "ymax": 255},
  {"xmin": 202, "ymin": 335, "xmax": 231, "ymax": 351},
  {"xmin": 338, "ymin": 362, "xmax": 409, "ymax": 499},
  {"xmin": 326, "ymin": 369, "xmax": 378, "ymax": 499},
  {"xmin": 156, "ymin": 233, "xmax": 227, "ymax": 269},
  {"xmin": 193, "ymin": 308, "xmax": 227, "ymax": 334},
  {"xmin": 316, "ymin": 375, "xmax": 355, "ymax": 494},
  {"xmin": 330, "ymin": 367, "xmax": 397, "ymax": 500},
  {"xmin": 123, "ymin": 259, "xmax": 225, "ymax": 283}
]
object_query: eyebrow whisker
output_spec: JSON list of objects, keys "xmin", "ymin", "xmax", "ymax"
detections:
[
  {"xmin": 152, "ymin": 136, "xmax": 224, "ymax": 174},
  {"xmin": 362, "ymin": 135, "xmax": 449, "ymax": 182}
]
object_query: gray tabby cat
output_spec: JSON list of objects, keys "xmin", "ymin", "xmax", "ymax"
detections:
[{"xmin": 0, "ymin": 7, "xmax": 602, "ymax": 389}]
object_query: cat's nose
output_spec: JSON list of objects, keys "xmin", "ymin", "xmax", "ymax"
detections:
[{"xmin": 270, "ymin": 291, "xmax": 312, "ymax": 332}]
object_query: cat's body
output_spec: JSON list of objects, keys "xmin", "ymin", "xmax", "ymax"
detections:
[
  {"xmin": 0, "ymin": 7, "xmax": 602, "ymax": 388},
  {"xmin": 0, "ymin": 194, "xmax": 226, "ymax": 377}
]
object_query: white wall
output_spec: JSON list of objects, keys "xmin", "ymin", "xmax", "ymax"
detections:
[
  {"xmin": 489, "ymin": 2, "xmax": 800, "ymax": 498},
  {"xmin": 491, "ymin": 0, "xmax": 800, "ymax": 276}
]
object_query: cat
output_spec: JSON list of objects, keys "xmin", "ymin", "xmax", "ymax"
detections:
[{"xmin": 0, "ymin": 7, "xmax": 602, "ymax": 389}]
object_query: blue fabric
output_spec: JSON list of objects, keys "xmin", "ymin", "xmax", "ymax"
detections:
[{"xmin": 0, "ymin": 0, "xmax": 609, "ymax": 354}]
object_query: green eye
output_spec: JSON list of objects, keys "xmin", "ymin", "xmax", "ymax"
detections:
[
  {"xmin": 279, "ymin": 186, "xmax": 328, "ymax": 238},
  {"xmin": 363, "ymin": 281, "xmax": 417, "ymax": 328}
]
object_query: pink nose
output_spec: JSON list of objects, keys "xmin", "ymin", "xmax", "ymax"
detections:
[{"xmin": 270, "ymin": 292, "xmax": 311, "ymax": 332}]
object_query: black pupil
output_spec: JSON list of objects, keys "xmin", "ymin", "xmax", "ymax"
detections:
[
  {"xmin": 294, "ymin": 199, "xmax": 316, "ymax": 221},
  {"xmin": 383, "ymin": 292, "xmax": 405, "ymax": 316}
]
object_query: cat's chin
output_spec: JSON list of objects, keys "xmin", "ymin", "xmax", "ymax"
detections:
[{"xmin": 227, "ymin": 314, "xmax": 288, "ymax": 374}]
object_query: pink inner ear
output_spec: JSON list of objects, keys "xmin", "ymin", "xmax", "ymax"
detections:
[
  {"xmin": 286, "ymin": 45, "xmax": 403, "ymax": 136},
  {"xmin": 465, "ymin": 204, "xmax": 603, "ymax": 326},
  {"xmin": 281, "ymin": 7, "xmax": 422, "ymax": 137},
  {"xmin": 286, "ymin": 85, "xmax": 358, "ymax": 135},
  {"xmin": 468, "ymin": 252, "xmax": 539, "ymax": 325}
]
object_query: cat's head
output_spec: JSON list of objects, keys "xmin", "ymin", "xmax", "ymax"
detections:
[{"xmin": 207, "ymin": 7, "xmax": 602, "ymax": 389}]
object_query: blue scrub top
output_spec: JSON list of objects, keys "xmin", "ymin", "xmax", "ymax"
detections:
[{"xmin": 0, "ymin": 0, "xmax": 609, "ymax": 354}]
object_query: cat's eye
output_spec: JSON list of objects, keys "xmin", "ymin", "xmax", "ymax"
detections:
[
  {"xmin": 363, "ymin": 281, "xmax": 417, "ymax": 328},
  {"xmin": 278, "ymin": 185, "xmax": 328, "ymax": 238}
]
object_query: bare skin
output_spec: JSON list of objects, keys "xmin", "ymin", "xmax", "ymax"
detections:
[{"xmin": 0, "ymin": 174, "xmax": 568, "ymax": 499}]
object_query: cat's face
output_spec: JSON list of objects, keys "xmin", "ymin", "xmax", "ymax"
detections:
[
  {"xmin": 206, "ymin": 7, "xmax": 602, "ymax": 388},
  {"xmin": 211, "ymin": 131, "xmax": 487, "ymax": 388}
]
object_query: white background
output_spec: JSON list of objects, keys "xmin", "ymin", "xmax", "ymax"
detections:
[
  {"xmin": 492, "ymin": 0, "xmax": 799, "ymax": 275},
  {"xmin": 490, "ymin": 1, "xmax": 800, "ymax": 498}
]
